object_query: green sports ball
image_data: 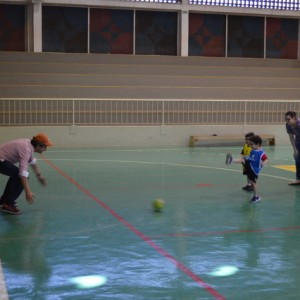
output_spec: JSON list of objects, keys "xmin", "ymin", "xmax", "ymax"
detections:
[{"xmin": 152, "ymin": 198, "xmax": 165, "ymax": 212}]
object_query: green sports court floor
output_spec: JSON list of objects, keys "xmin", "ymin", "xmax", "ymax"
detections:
[{"xmin": 1, "ymin": 145, "xmax": 300, "ymax": 300}]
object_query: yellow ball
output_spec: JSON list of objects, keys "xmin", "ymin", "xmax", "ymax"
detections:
[{"xmin": 152, "ymin": 198, "xmax": 165, "ymax": 212}]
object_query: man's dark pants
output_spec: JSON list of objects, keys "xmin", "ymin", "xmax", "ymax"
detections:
[{"xmin": 0, "ymin": 161, "xmax": 23, "ymax": 205}]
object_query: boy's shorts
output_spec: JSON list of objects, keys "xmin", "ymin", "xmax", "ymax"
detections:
[{"xmin": 243, "ymin": 160, "xmax": 258, "ymax": 183}]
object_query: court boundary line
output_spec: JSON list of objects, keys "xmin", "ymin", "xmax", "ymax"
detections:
[
  {"xmin": 45, "ymin": 146, "xmax": 294, "ymax": 153},
  {"xmin": 42, "ymin": 156, "xmax": 226, "ymax": 300}
]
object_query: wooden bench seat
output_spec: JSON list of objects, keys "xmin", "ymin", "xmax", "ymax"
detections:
[{"xmin": 189, "ymin": 134, "xmax": 275, "ymax": 147}]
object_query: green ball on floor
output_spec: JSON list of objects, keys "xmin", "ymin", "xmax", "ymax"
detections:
[{"xmin": 152, "ymin": 198, "xmax": 165, "ymax": 212}]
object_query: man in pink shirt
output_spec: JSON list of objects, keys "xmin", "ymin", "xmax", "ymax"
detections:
[{"xmin": 0, "ymin": 133, "xmax": 53, "ymax": 215}]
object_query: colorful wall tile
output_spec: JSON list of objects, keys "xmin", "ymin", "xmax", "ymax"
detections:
[
  {"xmin": 135, "ymin": 11, "xmax": 177, "ymax": 55},
  {"xmin": 0, "ymin": 4, "xmax": 25, "ymax": 51},
  {"xmin": 228, "ymin": 15, "xmax": 264, "ymax": 58},
  {"xmin": 90, "ymin": 9, "xmax": 133, "ymax": 54},
  {"xmin": 189, "ymin": 13, "xmax": 226, "ymax": 57},
  {"xmin": 43, "ymin": 6, "xmax": 88, "ymax": 53},
  {"xmin": 266, "ymin": 18, "xmax": 298, "ymax": 59}
]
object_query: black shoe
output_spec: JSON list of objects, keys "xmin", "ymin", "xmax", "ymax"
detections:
[
  {"xmin": 242, "ymin": 185, "xmax": 253, "ymax": 191},
  {"xmin": 250, "ymin": 196, "xmax": 261, "ymax": 203},
  {"xmin": 225, "ymin": 153, "xmax": 233, "ymax": 165}
]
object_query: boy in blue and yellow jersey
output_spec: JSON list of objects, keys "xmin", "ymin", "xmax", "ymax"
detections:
[
  {"xmin": 241, "ymin": 132, "xmax": 255, "ymax": 191},
  {"xmin": 226, "ymin": 135, "xmax": 268, "ymax": 203}
]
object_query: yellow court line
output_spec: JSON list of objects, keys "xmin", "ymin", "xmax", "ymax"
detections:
[
  {"xmin": 0, "ymin": 61, "xmax": 296, "ymax": 71},
  {"xmin": 273, "ymin": 165, "xmax": 296, "ymax": 172},
  {"xmin": 0, "ymin": 84, "xmax": 299, "ymax": 90},
  {"xmin": 1, "ymin": 72, "xmax": 299, "ymax": 81}
]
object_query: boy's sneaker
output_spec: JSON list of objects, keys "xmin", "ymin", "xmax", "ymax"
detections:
[
  {"xmin": 1, "ymin": 204, "xmax": 21, "ymax": 215},
  {"xmin": 250, "ymin": 196, "xmax": 261, "ymax": 203},
  {"xmin": 225, "ymin": 153, "xmax": 233, "ymax": 165},
  {"xmin": 242, "ymin": 185, "xmax": 253, "ymax": 191}
]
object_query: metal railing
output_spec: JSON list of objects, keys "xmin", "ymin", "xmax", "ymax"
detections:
[{"xmin": 0, "ymin": 99, "xmax": 299, "ymax": 126}]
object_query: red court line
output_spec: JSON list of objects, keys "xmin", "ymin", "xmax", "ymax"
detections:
[
  {"xmin": 43, "ymin": 157, "xmax": 226, "ymax": 300},
  {"xmin": 148, "ymin": 226, "xmax": 300, "ymax": 238}
]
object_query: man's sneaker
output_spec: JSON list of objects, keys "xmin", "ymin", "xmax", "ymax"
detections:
[
  {"xmin": 225, "ymin": 153, "xmax": 233, "ymax": 165},
  {"xmin": 250, "ymin": 196, "xmax": 261, "ymax": 203},
  {"xmin": 242, "ymin": 185, "xmax": 253, "ymax": 191},
  {"xmin": 0, "ymin": 200, "xmax": 17, "ymax": 208},
  {"xmin": 1, "ymin": 204, "xmax": 21, "ymax": 215}
]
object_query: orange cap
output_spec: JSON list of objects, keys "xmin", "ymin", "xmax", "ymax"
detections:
[{"xmin": 33, "ymin": 133, "xmax": 53, "ymax": 147}]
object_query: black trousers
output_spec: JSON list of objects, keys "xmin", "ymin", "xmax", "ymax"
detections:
[{"xmin": 0, "ymin": 160, "xmax": 24, "ymax": 205}]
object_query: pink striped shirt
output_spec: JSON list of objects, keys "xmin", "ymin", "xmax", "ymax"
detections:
[{"xmin": 0, "ymin": 139, "xmax": 37, "ymax": 177}]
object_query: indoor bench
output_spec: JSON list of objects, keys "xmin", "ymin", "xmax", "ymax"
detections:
[{"xmin": 189, "ymin": 134, "xmax": 275, "ymax": 147}]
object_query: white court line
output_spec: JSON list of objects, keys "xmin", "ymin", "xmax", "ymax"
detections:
[
  {"xmin": 46, "ymin": 145, "xmax": 293, "ymax": 154},
  {"xmin": 45, "ymin": 158, "xmax": 293, "ymax": 182},
  {"xmin": 0, "ymin": 260, "xmax": 8, "ymax": 300}
]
